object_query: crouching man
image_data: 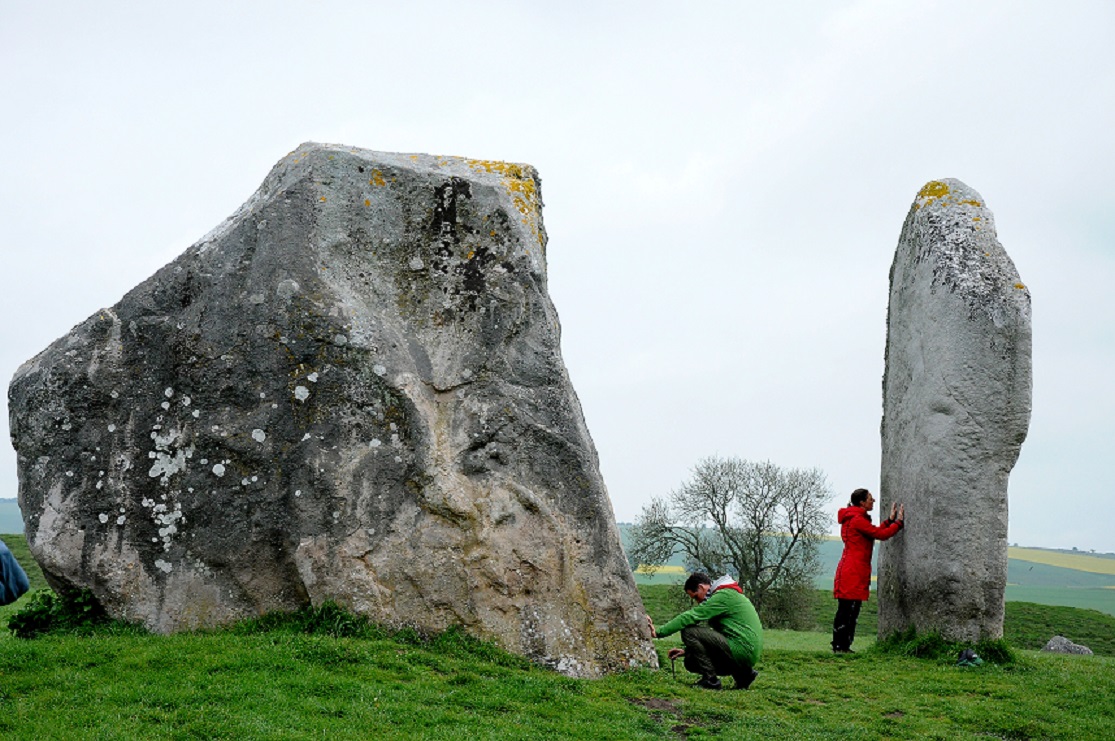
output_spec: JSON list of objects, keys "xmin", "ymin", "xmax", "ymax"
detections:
[{"xmin": 646, "ymin": 572, "xmax": 763, "ymax": 690}]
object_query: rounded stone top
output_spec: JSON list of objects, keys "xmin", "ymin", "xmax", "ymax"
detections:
[{"xmin": 902, "ymin": 178, "xmax": 1029, "ymax": 315}]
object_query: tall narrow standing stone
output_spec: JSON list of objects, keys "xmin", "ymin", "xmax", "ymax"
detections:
[
  {"xmin": 878, "ymin": 179, "xmax": 1031, "ymax": 642},
  {"xmin": 9, "ymin": 142, "xmax": 656, "ymax": 676}
]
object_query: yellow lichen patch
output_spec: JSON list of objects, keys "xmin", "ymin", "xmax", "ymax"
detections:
[
  {"xmin": 370, "ymin": 169, "xmax": 386, "ymax": 187},
  {"xmin": 1014, "ymin": 283, "xmax": 1026, "ymax": 290},
  {"xmin": 364, "ymin": 199, "xmax": 371, "ymax": 207},
  {"xmin": 973, "ymin": 217, "xmax": 982, "ymax": 222},
  {"xmin": 319, "ymin": 197, "xmax": 327, "ymax": 202},
  {"xmin": 961, "ymin": 199, "xmax": 983, "ymax": 207},
  {"xmin": 466, "ymin": 250, "xmax": 475, "ymax": 260},
  {"xmin": 918, "ymin": 180, "xmax": 951, "ymax": 201},
  {"xmin": 464, "ymin": 158, "xmax": 545, "ymax": 246}
]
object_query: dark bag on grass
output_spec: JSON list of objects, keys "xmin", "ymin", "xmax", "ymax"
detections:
[{"xmin": 0, "ymin": 537, "xmax": 30, "ymax": 606}]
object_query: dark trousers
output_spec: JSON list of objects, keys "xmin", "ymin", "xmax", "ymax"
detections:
[
  {"xmin": 832, "ymin": 599, "xmax": 862, "ymax": 651},
  {"xmin": 681, "ymin": 625, "xmax": 749, "ymax": 680}
]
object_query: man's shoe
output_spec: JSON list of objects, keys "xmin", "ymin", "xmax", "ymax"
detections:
[
  {"xmin": 733, "ymin": 668, "xmax": 758, "ymax": 690},
  {"xmin": 832, "ymin": 647, "xmax": 854, "ymax": 654},
  {"xmin": 695, "ymin": 676, "xmax": 722, "ymax": 690}
]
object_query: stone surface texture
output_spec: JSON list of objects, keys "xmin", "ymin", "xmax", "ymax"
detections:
[
  {"xmin": 878, "ymin": 179, "xmax": 1032, "ymax": 643},
  {"xmin": 8, "ymin": 142, "xmax": 656, "ymax": 677},
  {"xmin": 1041, "ymin": 636, "xmax": 1093, "ymax": 655}
]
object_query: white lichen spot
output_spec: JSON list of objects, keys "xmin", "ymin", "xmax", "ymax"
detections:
[
  {"xmin": 241, "ymin": 478, "xmax": 250, "ymax": 486},
  {"xmin": 182, "ymin": 396, "xmax": 191, "ymax": 406},
  {"xmin": 96, "ymin": 481, "xmax": 104, "ymax": 490},
  {"xmin": 161, "ymin": 401, "xmax": 171, "ymax": 410},
  {"xmin": 252, "ymin": 429, "xmax": 266, "ymax": 443},
  {"xmin": 107, "ymin": 424, "xmax": 116, "ymax": 432},
  {"xmin": 294, "ymin": 489, "xmax": 302, "ymax": 497},
  {"xmin": 294, "ymin": 386, "xmax": 310, "ymax": 402},
  {"xmin": 370, "ymin": 439, "xmax": 382, "ymax": 448},
  {"xmin": 164, "ymin": 387, "xmax": 174, "ymax": 398},
  {"xmin": 409, "ymin": 256, "xmax": 425, "ymax": 270},
  {"xmin": 212, "ymin": 463, "xmax": 226, "ymax": 477},
  {"xmin": 307, "ymin": 372, "xmax": 319, "ymax": 383},
  {"xmin": 301, "ymin": 433, "xmax": 312, "ymax": 442},
  {"xmin": 98, "ymin": 513, "xmax": 109, "ymax": 524},
  {"xmin": 110, "ymin": 390, "xmax": 119, "ymax": 399},
  {"xmin": 192, "ymin": 410, "xmax": 200, "ymax": 418},
  {"xmin": 155, "ymin": 559, "xmax": 173, "ymax": 574},
  {"xmin": 116, "ymin": 515, "xmax": 126, "ymax": 525},
  {"xmin": 373, "ymin": 364, "xmax": 387, "ymax": 377}
]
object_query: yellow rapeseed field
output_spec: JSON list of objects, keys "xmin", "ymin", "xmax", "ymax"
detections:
[{"xmin": 1007, "ymin": 546, "xmax": 1115, "ymax": 575}]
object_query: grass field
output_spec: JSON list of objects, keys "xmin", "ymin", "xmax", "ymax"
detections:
[
  {"xmin": 3, "ymin": 533, "xmax": 1115, "ymax": 738},
  {"xmin": 1008, "ymin": 546, "xmax": 1115, "ymax": 574},
  {"xmin": 0, "ymin": 583, "xmax": 1112, "ymax": 739}
]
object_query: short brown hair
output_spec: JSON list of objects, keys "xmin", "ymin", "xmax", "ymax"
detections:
[
  {"xmin": 850, "ymin": 489, "xmax": 870, "ymax": 506},
  {"xmin": 684, "ymin": 572, "xmax": 712, "ymax": 593}
]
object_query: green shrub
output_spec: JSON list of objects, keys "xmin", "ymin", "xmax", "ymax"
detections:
[
  {"xmin": 232, "ymin": 600, "xmax": 388, "ymax": 639},
  {"xmin": 7, "ymin": 588, "xmax": 138, "ymax": 639},
  {"xmin": 874, "ymin": 627, "xmax": 1018, "ymax": 665}
]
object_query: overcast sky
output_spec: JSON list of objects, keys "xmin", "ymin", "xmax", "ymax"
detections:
[{"xmin": 2, "ymin": 2, "xmax": 1112, "ymax": 552}]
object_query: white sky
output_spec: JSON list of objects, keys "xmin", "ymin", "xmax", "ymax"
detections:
[{"xmin": 2, "ymin": 1, "xmax": 1112, "ymax": 552}]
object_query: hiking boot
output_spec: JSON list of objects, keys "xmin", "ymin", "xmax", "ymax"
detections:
[
  {"xmin": 832, "ymin": 647, "xmax": 854, "ymax": 654},
  {"xmin": 695, "ymin": 676, "xmax": 722, "ymax": 690},
  {"xmin": 733, "ymin": 668, "xmax": 758, "ymax": 690}
]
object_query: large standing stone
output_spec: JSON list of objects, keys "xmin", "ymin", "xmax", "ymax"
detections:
[
  {"xmin": 8, "ymin": 142, "xmax": 656, "ymax": 676},
  {"xmin": 878, "ymin": 179, "xmax": 1031, "ymax": 643}
]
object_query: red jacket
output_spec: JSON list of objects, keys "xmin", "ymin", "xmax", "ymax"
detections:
[{"xmin": 832, "ymin": 506, "xmax": 903, "ymax": 601}]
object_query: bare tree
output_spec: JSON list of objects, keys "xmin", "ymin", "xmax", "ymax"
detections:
[{"xmin": 629, "ymin": 456, "xmax": 832, "ymax": 625}]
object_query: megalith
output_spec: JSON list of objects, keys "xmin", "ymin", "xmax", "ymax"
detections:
[
  {"xmin": 8, "ymin": 142, "xmax": 657, "ymax": 676},
  {"xmin": 877, "ymin": 179, "xmax": 1031, "ymax": 643}
]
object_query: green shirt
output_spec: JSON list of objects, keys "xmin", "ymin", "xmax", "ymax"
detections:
[{"xmin": 657, "ymin": 587, "xmax": 763, "ymax": 666}]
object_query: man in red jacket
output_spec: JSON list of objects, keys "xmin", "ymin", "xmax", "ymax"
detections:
[{"xmin": 831, "ymin": 488, "xmax": 904, "ymax": 653}]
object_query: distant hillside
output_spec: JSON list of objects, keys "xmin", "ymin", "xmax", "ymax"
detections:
[
  {"xmin": 617, "ymin": 524, "xmax": 1115, "ymax": 616},
  {"xmin": 0, "ymin": 498, "xmax": 22, "ymax": 535}
]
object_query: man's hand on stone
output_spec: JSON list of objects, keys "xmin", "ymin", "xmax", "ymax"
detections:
[{"xmin": 646, "ymin": 614, "xmax": 657, "ymax": 638}]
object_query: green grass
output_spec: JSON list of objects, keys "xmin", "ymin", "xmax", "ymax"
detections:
[
  {"xmin": 1, "ymin": 605, "xmax": 1112, "ymax": 739},
  {"xmin": 3, "ymin": 541, "xmax": 1115, "ymax": 738},
  {"xmin": 1004, "ymin": 601, "xmax": 1115, "ymax": 655}
]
